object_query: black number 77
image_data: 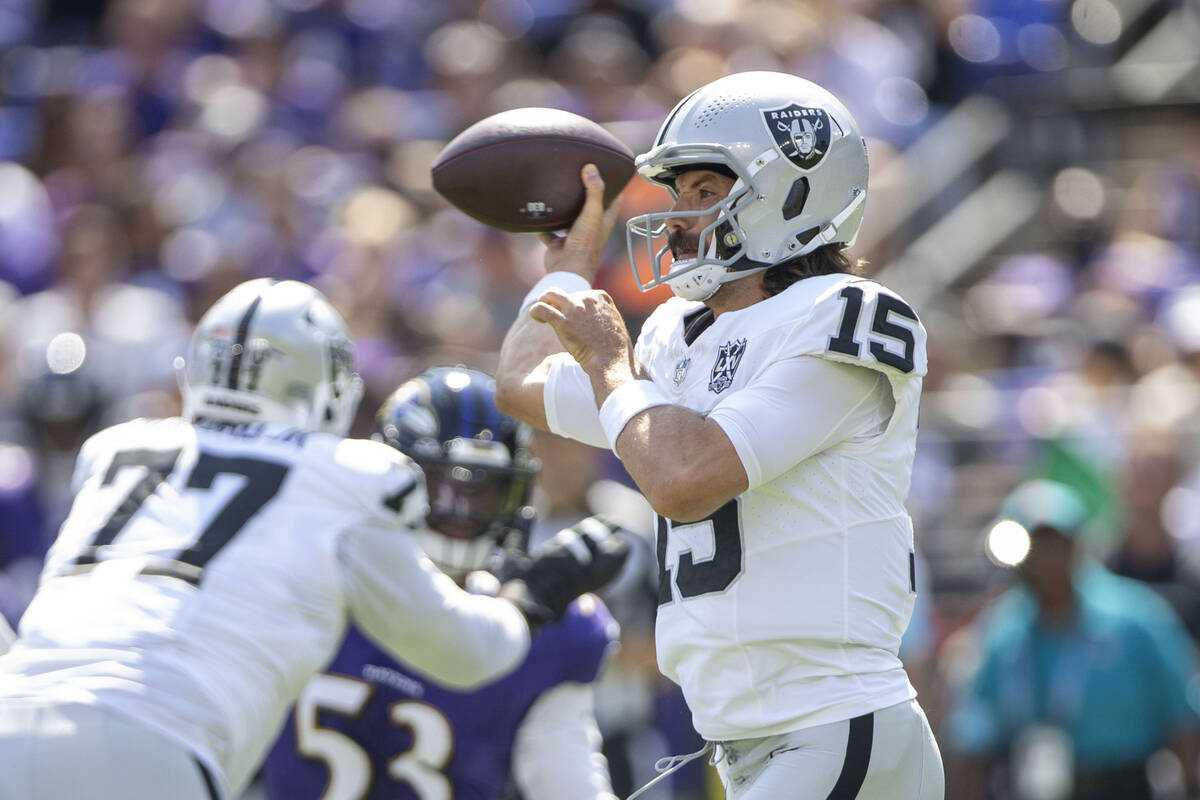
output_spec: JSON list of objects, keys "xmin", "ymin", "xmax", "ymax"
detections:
[
  {"xmin": 827, "ymin": 285, "xmax": 919, "ymax": 373},
  {"xmin": 69, "ymin": 449, "xmax": 289, "ymax": 585}
]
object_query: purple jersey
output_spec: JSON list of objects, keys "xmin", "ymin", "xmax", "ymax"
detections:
[{"xmin": 262, "ymin": 595, "xmax": 616, "ymax": 800}]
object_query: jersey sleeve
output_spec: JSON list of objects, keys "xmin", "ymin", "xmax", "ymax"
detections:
[
  {"xmin": 553, "ymin": 594, "xmax": 620, "ymax": 685},
  {"xmin": 778, "ymin": 278, "xmax": 928, "ymax": 379},
  {"xmin": 543, "ymin": 353, "xmax": 609, "ymax": 449},
  {"xmin": 336, "ymin": 524, "xmax": 531, "ymax": 689},
  {"xmin": 70, "ymin": 424, "xmax": 117, "ymax": 494},
  {"xmin": 511, "ymin": 682, "xmax": 618, "ymax": 800},
  {"xmin": 706, "ymin": 356, "xmax": 892, "ymax": 489},
  {"xmin": 330, "ymin": 438, "xmax": 429, "ymax": 528}
]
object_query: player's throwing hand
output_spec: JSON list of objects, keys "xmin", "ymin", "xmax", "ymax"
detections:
[{"xmin": 536, "ymin": 164, "xmax": 622, "ymax": 283}]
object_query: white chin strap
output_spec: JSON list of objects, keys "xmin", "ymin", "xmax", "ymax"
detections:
[{"xmin": 666, "ymin": 259, "xmax": 769, "ymax": 303}]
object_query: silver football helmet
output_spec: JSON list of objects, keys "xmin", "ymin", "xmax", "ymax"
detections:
[
  {"xmin": 180, "ymin": 278, "xmax": 363, "ymax": 435},
  {"xmin": 626, "ymin": 71, "xmax": 869, "ymax": 301}
]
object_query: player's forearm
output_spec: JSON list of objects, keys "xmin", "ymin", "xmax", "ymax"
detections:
[
  {"xmin": 339, "ymin": 529, "xmax": 531, "ymax": 688},
  {"xmin": 588, "ymin": 367, "xmax": 748, "ymax": 522},
  {"xmin": 495, "ymin": 311, "xmax": 562, "ymax": 430}
]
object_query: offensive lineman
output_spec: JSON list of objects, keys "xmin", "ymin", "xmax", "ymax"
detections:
[
  {"xmin": 495, "ymin": 72, "xmax": 945, "ymax": 798},
  {"xmin": 0, "ymin": 280, "xmax": 626, "ymax": 800},
  {"xmin": 262, "ymin": 367, "xmax": 619, "ymax": 800}
]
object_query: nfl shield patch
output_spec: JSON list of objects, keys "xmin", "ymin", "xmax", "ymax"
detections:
[
  {"xmin": 762, "ymin": 104, "xmax": 833, "ymax": 171},
  {"xmin": 672, "ymin": 356, "xmax": 691, "ymax": 387},
  {"xmin": 709, "ymin": 339, "xmax": 747, "ymax": 394}
]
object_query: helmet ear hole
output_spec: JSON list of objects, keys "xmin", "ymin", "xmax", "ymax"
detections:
[{"xmin": 782, "ymin": 177, "xmax": 810, "ymax": 221}]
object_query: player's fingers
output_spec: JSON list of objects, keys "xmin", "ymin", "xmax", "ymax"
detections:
[
  {"xmin": 536, "ymin": 288, "xmax": 573, "ymax": 309},
  {"xmin": 537, "ymin": 231, "xmax": 563, "ymax": 248},
  {"xmin": 528, "ymin": 301, "xmax": 567, "ymax": 325},
  {"xmin": 565, "ymin": 164, "xmax": 606, "ymax": 255}
]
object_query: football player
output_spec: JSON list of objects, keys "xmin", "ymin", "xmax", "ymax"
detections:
[
  {"xmin": 261, "ymin": 367, "xmax": 620, "ymax": 800},
  {"xmin": 0, "ymin": 279, "xmax": 627, "ymax": 800},
  {"xmin": 495, "ymin": 71, "xmax": 945, "ymax": 799}
]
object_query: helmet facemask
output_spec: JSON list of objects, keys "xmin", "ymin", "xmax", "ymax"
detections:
[
  {"xmin": 374, "ymin": 367, "xmax": 539, "ymax": 580},
  {"xmin": 416, "ymin": 439, "xmax": 536, "ymax": 578},
  {"xmin": 626, "ymin": 144, "xmax": 763, "ymax": 302}
]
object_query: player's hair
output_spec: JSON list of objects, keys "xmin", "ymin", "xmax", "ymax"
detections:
[{"xmin": 762, "ymin": 244, "xmax": 865, "ymax": 297}]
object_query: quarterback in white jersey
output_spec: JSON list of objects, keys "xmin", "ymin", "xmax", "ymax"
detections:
[
  {"xmin": 0, "ymin": 279, "xmax": 627, "ymax": 800},
  {"xmin": 497, "ymin": 72, "xmax": 944, "ymax": 799}
]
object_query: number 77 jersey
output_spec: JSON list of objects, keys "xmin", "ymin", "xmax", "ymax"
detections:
[
  {"xmin": 634, "ymin": 273, "xmax": 927, "ymax": 742},
  {"xmin": 1, "ymin": 416, "xmax": 433, "ymax": 794}
]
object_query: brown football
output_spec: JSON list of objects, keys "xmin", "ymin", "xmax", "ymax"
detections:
[{"xmin": 431, "ymin": 107, "xmax": 636, "ymax": 233}]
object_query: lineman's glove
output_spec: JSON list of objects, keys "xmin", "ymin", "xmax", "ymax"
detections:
[{"xmin": 499, "ymin": 516, "xmax": 629, "ymax": 630}]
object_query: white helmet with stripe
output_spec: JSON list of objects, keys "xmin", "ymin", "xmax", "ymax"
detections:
[{"xmin": 181, "ymin": 278, "xmax": 362, "ymax": 436}]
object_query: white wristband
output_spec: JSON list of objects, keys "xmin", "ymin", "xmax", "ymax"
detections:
[
  {"xmin": 599, "ymin": 380, "xmax": 672, "ymax": 448},
  {"xmin": 520, "ymin": 271, "xmax": 592, "ymax": 313}
]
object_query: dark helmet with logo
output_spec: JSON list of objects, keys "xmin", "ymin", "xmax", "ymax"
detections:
[{"xmin": 374, "ymin": 367, "xmax": 539, "ymax": 577}]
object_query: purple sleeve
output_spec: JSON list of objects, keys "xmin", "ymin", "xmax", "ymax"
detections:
[{"xmin": 538, "ymin": 595, "xmax": 619, "ymax": 685}]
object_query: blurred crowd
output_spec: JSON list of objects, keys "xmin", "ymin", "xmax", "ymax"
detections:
[{"xmin": 2, "ymin": 0, "xmax": 1200, "ymax": 797}]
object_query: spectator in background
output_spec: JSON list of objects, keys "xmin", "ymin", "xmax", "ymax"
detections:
[
  {"xmin": 947, "ymin": 480, "xmax": 1200, "ymax": 800},
  {"xmin": 1108, "ymin": 436, "xmax": 1200, "ymax": 642}
]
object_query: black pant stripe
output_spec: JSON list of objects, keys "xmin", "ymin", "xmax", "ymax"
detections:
[
  {"xmin": 195, "ymin": 758, "xmax": 221, "ymax": 800},
  {"xmin": 824, "ymin": 712, "xmax": 874, "ymax": 800}
]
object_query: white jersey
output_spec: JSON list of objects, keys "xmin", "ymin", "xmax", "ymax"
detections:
[
  {"xmin": 0, "ymin": 417, "xmax": 530, "ymax": 795},
  {"xmin": 546, "ymin": 274, "xmax": 926, "ymax": 741}
]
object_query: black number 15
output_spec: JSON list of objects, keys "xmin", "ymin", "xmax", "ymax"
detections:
[
  {"xmin": 827, "ymin": 285, "xmax": 919, "ymax": 373},
  {"xmin": 69, "ymin": 449, "xmax": 288, "ymax": 585}
]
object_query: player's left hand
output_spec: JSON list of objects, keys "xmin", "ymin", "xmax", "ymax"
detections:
[{"xmin": 528, "ymin": 288, "xmax": 633, "ymax": 377}]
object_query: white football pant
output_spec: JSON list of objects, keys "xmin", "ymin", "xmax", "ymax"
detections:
[
  {"xmin": 0, "ymin": 700, "xmax": 224, "ymax": 800},
  {"xmin": 714, "ymin": 699, "xmax": 944, "ymax": 800}
]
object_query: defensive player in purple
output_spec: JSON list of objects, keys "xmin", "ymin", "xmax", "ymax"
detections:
[{"xmin": 262, "ymin": 368, "xmax": 620, "ymax": 800}]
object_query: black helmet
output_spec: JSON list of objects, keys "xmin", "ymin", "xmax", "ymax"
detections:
[{"xmin": 374, "ymin": 367, "xmax": 538, "ymax": 576}]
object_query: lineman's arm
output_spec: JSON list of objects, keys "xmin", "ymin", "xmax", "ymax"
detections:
[
  {"xmin": 495, "ymin": 164, "xmax": 621, "ymax": 431},
  {"xmin": 0, "ymin": 614, "xmax": 14, "ymax": 656},
  {"xmin": 512, "ymin": 682, "xmax": 618, "ymax": 800},
  {"xmin": 337, "ymin": 524, "xmax": 530, "ymax": 689}
]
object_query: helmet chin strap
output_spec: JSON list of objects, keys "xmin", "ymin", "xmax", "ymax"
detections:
[
  {"xmin": 666, "ymin": 231, "xmax": 769, "ymax": 302},
  {"xmin": 797, "ymin": 187, "xmax": 867, "ymax": 256}
]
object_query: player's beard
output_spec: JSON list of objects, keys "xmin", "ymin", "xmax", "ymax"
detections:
[{"xmin": 668, "ymin": 229, "xmax": 700, "ymax": 261}]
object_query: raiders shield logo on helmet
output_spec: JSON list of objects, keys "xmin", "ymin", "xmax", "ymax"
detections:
[
  {"xmin": 763, "ymin": 104, "xmax": 833, "ymax": 170},
  {"xmin": 709, "ymin": 339, "xmax": 747, "ymax": 394}
]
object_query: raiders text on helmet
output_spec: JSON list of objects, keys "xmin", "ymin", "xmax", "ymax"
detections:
[
  {"xmin": 626, "ymin": 71, "xmax": 869, "ymax": 301},
  {"xmin": 181, "ymin": 279, "xmax": 363, "ymax": 436}
]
